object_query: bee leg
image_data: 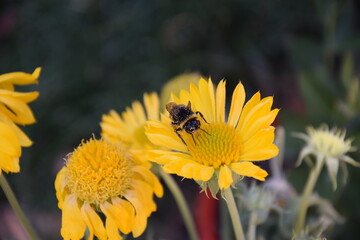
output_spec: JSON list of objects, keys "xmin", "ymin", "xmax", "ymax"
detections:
[
  {"xmin": 199, "ymin": 128, "xmax": 211, "ymax": 136},
  {"xmin": 196, "ymin": 111, "xmax": 209, "ymax": 124},
  {"xmin": 175, "ymin": 128, "xmax": 187, "ymax": 146},
  {"xmin": 190, "ymin": 133, "xmax": 196, "ymax": 145}
]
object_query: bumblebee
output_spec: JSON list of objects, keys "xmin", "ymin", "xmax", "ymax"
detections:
[{"xmin": 166, "ymin": 101, "xmax": 209, "ymax": 145}]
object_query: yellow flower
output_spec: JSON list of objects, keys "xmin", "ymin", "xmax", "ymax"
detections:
[
  {"xmin": 295, "ymin": 124, "xmax": 359, "ymax": 190},
  {"xmin": 0, "ymin": 68, "xmax": 40, "ymax": 174},
  {"xmin": 146, "ymin": 78, "xmax": 279, "ymax": 193},
  {"xmin": 55, "ymin": 138, "xmax": 163, "ymax": 240},
  {"xmin": 100, "ymin": 92, "xmax": 161, "ymax": 165}
]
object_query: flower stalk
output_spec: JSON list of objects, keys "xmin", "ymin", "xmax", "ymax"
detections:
[
  {"xmin": 223, "ymin": 187, "xmax": 245, "ymax": 240},
  {"xmin": 0, "ymin": 174, "xmax": 39, "ymax": 240},
  {"xmin": 159, "ymin": 170, "xmax": 199, "ymax": 240},
  {"xmin": 247, "ymin": 210, "xmax": 258, "ymax": 240},
  {"xmin": 294, "ymin": 157, "xmax": 324, "ymax": 235}
]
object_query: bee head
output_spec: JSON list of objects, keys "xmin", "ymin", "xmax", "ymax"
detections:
[{"xmin": 184, "ymin": 119, "xmax": 201, "ymax": 133}]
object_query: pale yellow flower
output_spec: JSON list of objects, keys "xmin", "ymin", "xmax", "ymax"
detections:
[
  {"xmin": 0, "ymin": 68, "xmax": 40, "ymax": 174},
  {"xmin": 146, "ymin": 78, "xmax": 279, "ymax": 194},
  {"xmin": 55, "ymin": 138, "xmax": 163, "ymax": 240},
  {"xmin": 160, "ymin": 72, "xmax": 203, "ymax": 107},
  {"xmin": 296, "ymin": 124, "xmax": 359, "ymax": 190}
]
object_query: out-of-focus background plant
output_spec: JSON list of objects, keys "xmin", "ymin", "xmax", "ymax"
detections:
[{"xmin": 0, "ymin": 0, "xmax": 359, "ymax": 239}]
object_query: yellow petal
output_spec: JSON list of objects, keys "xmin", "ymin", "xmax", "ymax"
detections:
[
  {"xmin": 185, "ymin": 79, "xmax": 216, "ymax": 123},
  {"xmin": 240, "ymin": 108, "xmax": 279, "ymax": 142},
  {"xmin": 132, "ymin": 101, "xmax": 146, "ymax": 124},
  {"xmin": 133, "ymin": 165, "xmax": 163, "ymax": 198},
  {"xmin": 0, "ymin": 151, "xmax": 20, "ymax": 173},
  {"xmin": 122, "ymin": 107, "xmax": 139, "ymax": 129},
  {"xmin": 160, "ymin": 113, "xmax": 172, "ymax": 124},
  {"xmin": 144, "ymin": 92, "xmax": 160, "ymax": 121},
  {"xmin": 230, "ymin": 162, "xmax": 268, "ymax": 181},
  {"xmin": 227, "ymin": 82, "xmax": 245, "ymax": 127},
  {"xmin": 145, "ymin": 121, "xmax": 187, "ymax": 152},
  {"xmin": 179, "ymin": 89, "xmax": 191, "ymax": 104},
  {"xmin": 55, "ymin": 167, "xmax": 68, "ymax": 209},
  {"xmin": 0, "ymin": 90, "xmax": 39, "ymax": 103},
  {"xmin": 81, "ymin": 203, "xmax": 107, "ymax": 240},
  {"xmin": 113, "ymin": 197, "xmax": 135, "ymax": 223},
  {"xmin": 200, "ymin": 166, "xmax": 215, "ymax": 180},
  {"xmin": 236, "ymin": 91, "xmax": 261, "ymax": 130},
  {"xmin": 180, "ymin": 163, "xmax": 198, "ymax": 179},
  {"xmin": 215, "ymin": 80, "xmax": 226, "ymax": 123},
  {"xmin": 0, "ymin": 112, "xmax": 32, "ymax": 146},
  {"xmin": 105, "ymin": 217, "xmax": 123, "ymax": 240},
  {"xmin": 0, "ymin": 82, "xmax": 14, "ymax": 91},
  {"xmin": 101, "ymin": 110, "xmax": 131, "ymax": 144},
  {"xmin": 124, "ymin": 190, "xmax": 149, "ymax": 238},
  {"xmin": 218, "ymin": 165, "xmax": 233, "ymax": 189},
  {"xmin": 170, "ymin": 92, "xmax": 181, "ymax": 104},
  {"xmin": 163, "ymin": 158, "xmax": 195, "ymax": 175},
  {"xmin": 130, "ymin": 180, "xmax": 156, "ymax": 215},
  {"xmin": 0, "ymin": 121, "xmax": 21, "ymax": 156},
  {"xmin": 252, "ymin": 168, "xmax": 268, "ymax": 181},
  {"xmin": 241, "ymin": 144, "xmax": 278, "ymax": 161},
  {"xmin": 100, "ymin": 199, "xmax": 134, "ymax": 234},
  {"xmin": 0, "ymin": 96, "xmax": 36, "ymax": 124},
  {"xmin": 147, "ymin": 149, "xmax": 191, "ymax": 165},
  {"xmin": 61, "ymin": 195, "xmax": 86, "ymax": 240},
  {"xmin": 189, "ymin": 82, "xmax": 203, "ymax": 111},
  {"xmin": 197, "ymin": 78, "xmax": 216, "ymax": 122},
  {"xmin": 237, "ymin": 96, "xmax": 274, "ymax": 137},
  {"xmin": 180, "ymin": 163, "xmax": 214, "ymax": 181},
  {"xmin": 240, "ymin": 127, "xmax": 279, "ymax": 161},
  {"xmin": 0, "ymin": 67, "xmax": 41, "ymax": 85}
]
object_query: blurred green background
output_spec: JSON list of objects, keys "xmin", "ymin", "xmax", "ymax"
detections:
[{"xmin": 1, "ymin": 0, "xmax": 360, "ymax": 239}]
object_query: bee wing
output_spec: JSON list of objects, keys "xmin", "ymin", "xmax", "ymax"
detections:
[{"xmin": 166, "ymin": 102, "xmax": 177, "ymax": 113}]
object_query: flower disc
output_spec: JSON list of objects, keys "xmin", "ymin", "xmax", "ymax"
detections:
[{"xmin": 65, "ymin": 139, "xmax": 132, "ymax": 205}]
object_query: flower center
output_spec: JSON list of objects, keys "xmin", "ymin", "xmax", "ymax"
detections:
[
  {"xmin": 311, "ymin": 130, "xmax": 351, "ymax": 158},
  {"xmin": 64, "ymin": 139, "xmax": 132, "ymax": 205},
  {"xmin": 184, "ymin": 122, "xmax": 242, "ymax": 168}
]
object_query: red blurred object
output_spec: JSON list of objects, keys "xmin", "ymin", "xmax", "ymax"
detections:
[
  {"xmin": 289, "ymin": 94, "xmax": 306, "ymax": 115},
  {"xmin": 0, "ymin": 8, "xmax": 17, "ymax": 39},
  {"xmin": 194, "ymin": 190, "xmax": 219, "ymax": 240}
]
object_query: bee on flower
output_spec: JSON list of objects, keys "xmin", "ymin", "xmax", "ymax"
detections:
[{"xmin": 146, "ymin": 78, "xmax": 279, "ymax": 196}]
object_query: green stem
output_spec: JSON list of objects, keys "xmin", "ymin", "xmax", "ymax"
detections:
[
  {"xmin": 159, "ymin": 170, "xmax": 199, "ymax": 240},
  {"xmin": 223, "ymin": 188, "xmax": 245, "ymax": 240},
  {"xmin": 247, "ymin": 210, "xmax": 257, "ymax": 240},
  {"xmin": 294, "ymin": 158, "xmax": 324, "ymax": 235},
  {"xmin": 0, "ymin": 174, "xmax": 39, "ymax": 240}
]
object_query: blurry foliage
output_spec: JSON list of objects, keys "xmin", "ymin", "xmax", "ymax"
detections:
[{"xmin": 0, "ymin": 0, "xmax": 360, "ymax": 239}]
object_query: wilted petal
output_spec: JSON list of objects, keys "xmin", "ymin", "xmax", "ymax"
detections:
[{"xmin": 325, "ymin": 157, "xmax": 339, "ymax": 190}]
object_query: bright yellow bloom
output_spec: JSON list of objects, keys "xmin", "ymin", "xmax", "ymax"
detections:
[
  {"xmin": 146, "ymin": 78, "xmax": 279, "ymax": 193},
  {"xmin": 0, "ymin": 68, "xmax": 40, "ymax": 174},
  {"xmin": 100, "ymin": 92, "xmax": 161, "ymax": 166},
  {"xmin": 55, "ymin": 138, "xmax": 163, "ymax": 240},
  {"xmin": 296, "ymin": 124, "xmax": 359, "ymax": 190}
]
